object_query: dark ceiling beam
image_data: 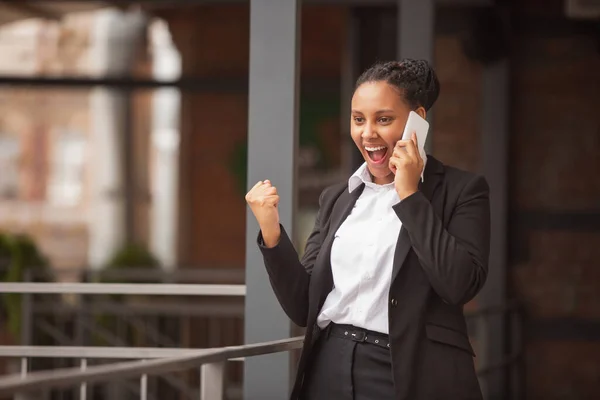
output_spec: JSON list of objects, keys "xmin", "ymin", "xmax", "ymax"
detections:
[
  {"xmin": 14, "ymin": 0, "xmax": 493, "ymax": 7},
  {"xmin": 0, "ymin": 75, "xmax": 341, "ymax": 95},
  {"xmin": 0, "ymin": 76, "xmax": 243, "ymax": 91}
]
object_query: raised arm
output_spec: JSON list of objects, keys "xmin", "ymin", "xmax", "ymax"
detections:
[{"xmin": 248, "ymin": 182, "xmax": 328, "ymax": 326}]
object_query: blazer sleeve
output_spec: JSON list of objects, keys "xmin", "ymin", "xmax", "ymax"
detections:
[
  {"xmin": 393, "ymin": 174, "xmax": 491, "ymax": 306},
  {"xmin": 256, "ymin": 189, "xmax": 328, "ymax": 327}
]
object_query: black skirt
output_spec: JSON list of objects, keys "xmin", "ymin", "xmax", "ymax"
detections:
[{"xmin": 300, "ymin": 323, "xmax": 395, "ymax": 400}]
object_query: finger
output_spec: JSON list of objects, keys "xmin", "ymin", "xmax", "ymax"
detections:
[
  {"xmin": 251, "ymin": 180, "xmax": 265, "ymax": 190},
  {"xmin": 396, "ymin": 139, "xmax": 418, "ymax": 161},
  {"xmin": 392, "ymin": 147, "xmax": 407, "ymax": 159},
  {"xmin": 394, "ymin": 140, "xmax": 412, "ymax": 150},
  {"xmin": 391, "ymin": 155, "xmax": 410, "ymax": 169},
  {"xmin": 411, "ymin": 132, "xmax": 423, "ymax": 163},
  {"xmin": 263, "ymin": 195, "xmax": 279, "ymax": 206},
  {"xmin": 264, "ymin": 187, "xmax": 277, "ymax": 195},
  {"xmin": 392, "ymin": 145, "xmax": 413, "ymax": 160},
  {"xmin": 388, "ymin": 157, "xmax": 400, "ymax": 174},
  {"xmin": 404, "ymin": 136, "xmax": 419, "ymax": 160},
  {"xmin": 411, "ymin": 132, "xmax": 419, "ymax": 149}
]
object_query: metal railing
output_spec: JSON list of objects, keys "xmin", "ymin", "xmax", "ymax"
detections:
[
  {"xmin": 0, "ymin": 281, "xmax": 248, "ymax": 400},
  {"xmin": 0, "ymin": 282, "xmax": 524, "ymax": 400},
  {"xmin": 0, "ymin": 337, "xmax": 304, "ymax": 399},
  {"xmin": 0, "ymin": 283, "xmax": 245, "ymax": 296}
]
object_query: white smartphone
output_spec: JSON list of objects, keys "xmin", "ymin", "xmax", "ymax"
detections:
[{"xmin": 401, "ymin": 111, "xmax": 429, "ymax": 162}]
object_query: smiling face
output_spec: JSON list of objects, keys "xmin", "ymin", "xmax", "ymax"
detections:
[{"xmin": 351, "ymin": 81, "xmax": 425, "ymax": 185}]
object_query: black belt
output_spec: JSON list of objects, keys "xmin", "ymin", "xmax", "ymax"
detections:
[{"xmin": 324, "ymin": 323, "xmax": 391, "ymax": 350}]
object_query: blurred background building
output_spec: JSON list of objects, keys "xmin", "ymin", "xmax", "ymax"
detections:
[{"xmin": 0, "ymin": 0, "xmax": 598, "ymax": 399}]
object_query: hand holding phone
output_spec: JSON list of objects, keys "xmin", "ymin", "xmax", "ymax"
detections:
[
  {"xmin": 389, "ymin": 111, "xmax": 429, "ymax": 199},
  {"xmin": 401, "ymin": 111, "xmax": 429, "ymax": 162}
]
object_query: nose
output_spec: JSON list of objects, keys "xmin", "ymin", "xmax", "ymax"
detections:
[{"xmin": 361, "ymin": 123, "xmax": 377, "ymax": 139}]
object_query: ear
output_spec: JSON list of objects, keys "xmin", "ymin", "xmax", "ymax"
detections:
[{"xmin": 415, "ymin": 106, "xmax": 427, "ymax": 120}]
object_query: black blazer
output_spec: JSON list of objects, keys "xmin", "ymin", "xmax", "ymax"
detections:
[{"xmin": 257, "ymin": 155, "xmax": 490, "ymax": 400}]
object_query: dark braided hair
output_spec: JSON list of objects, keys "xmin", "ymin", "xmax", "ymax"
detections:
[{"xmin": 355, "ymin": 59, "xmax": 440, "ymax": 111}]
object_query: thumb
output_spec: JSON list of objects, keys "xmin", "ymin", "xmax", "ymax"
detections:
[
  {"xmin": 264, "ymin": 195, "xmax": 279, "ymax": 207},
  {"xmin": 389, "ymin": 158, "xmax": 398, "ymax": 174}
]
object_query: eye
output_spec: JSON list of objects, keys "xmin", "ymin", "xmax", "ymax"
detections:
[
  {"xmin": 378, "ymin": 116, "xmax": 393, "ymax": 124},
  {"xmin": 353, "ymin": 116, "xmax": 365, "ymax": 124}
]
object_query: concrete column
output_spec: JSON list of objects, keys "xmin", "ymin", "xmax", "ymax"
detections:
[
  {"xmin": 88, "ymin": 9, "xmax": 146, "ymax": 268},
  {"xmin": 480, "ymin": 58, "xmax": 509, "ymax": 400},
  {"xmin": 397, "ymin": 0, "xmax": 435, "ymax": 153},
  {"xmin": 244, "ymin": 0, "xmax": 300, "ymax": 398}
]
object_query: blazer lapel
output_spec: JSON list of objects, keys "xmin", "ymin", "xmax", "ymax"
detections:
[
  {"xmin": 311, "ymin": 183, "xmax": 365, "ymax": 314},
  {"xmin": 391, "ymin": 156, "xmax": 444, "ymax": 283}
]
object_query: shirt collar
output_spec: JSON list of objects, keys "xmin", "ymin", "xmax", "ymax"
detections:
[{"xmin": 348, "ymin": 156, "xmax": 428, "ymax": 192}]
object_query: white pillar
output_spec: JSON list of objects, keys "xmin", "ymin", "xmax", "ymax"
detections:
[
  {"xmin": 149, "ymin": 19, "xmax": 182, "ymax": 269},
  {"xmin": 88, "ymin": 9, "xmax": 147, "ymax": 268}
]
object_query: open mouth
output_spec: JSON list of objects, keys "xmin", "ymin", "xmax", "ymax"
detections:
[{"xmin": 365, "ymin": 145, "xmax": 389, "ymax": 165}]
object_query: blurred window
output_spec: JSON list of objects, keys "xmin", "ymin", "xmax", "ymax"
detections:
[
  {"xmin": 0, "ymin": 133, "xmax": 20, "ymax": 199},
  {"xmin": 47, "ymin": 130, "xmax": 86, "ymax": 206}
]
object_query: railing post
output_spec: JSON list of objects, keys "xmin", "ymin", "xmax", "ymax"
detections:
[
  {"xmin": 19, "ymin": 269, "xmax": 31, "ymax": 400},
  {"xmin": 21, "ymin": 272, "xmax": 33, "ymax": 347},
  {"xmin": 79, "ymin": 359, "xmax": 87, "ymax": 400},
  {"xmin": 20, "ymin": 357, "xmax": 27, "ymax": 378},
  {"xmin": 140, "ymin": 371, "xmax": 148, "ymax": 400},
  {"xmin": 16, "ymin": 357, "xmax": 29, "ymax": 400},
  {"xmin": 200, "ymin": 362, "xmax": 225, "ymax": 400}
]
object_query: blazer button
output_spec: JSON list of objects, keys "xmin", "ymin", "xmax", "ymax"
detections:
[{"xmin": 390, "ymin": 298, "xmax": 398, "ymax": 307}]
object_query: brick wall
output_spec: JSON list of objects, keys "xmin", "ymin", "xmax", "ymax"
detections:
[
  {"xmin": 433, "ymin": 6, "xmax": 600, "ymax": 396},
  {"xmin": 432, "ymin": 35, "xmax": 483, "ymax": 176},
  {"xmin": 166, "ymin": 5, "xmax": 346, "ymax": 267},
  {"xmin": 511, "ymin": 23, "xmax": 600, "ymax": 399}
]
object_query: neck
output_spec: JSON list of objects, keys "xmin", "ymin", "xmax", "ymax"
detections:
[{"xmin": 371, "ymin": 172, "xmax": 394, "ymax": 185}]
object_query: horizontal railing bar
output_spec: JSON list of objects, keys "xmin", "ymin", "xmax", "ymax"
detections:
[
  {"xmin": 84, "ymin": 267, "xmax": 245, "ymax": 280},
  {"xmin": 0, "ymin": 283, "xmax": 245, "ymax": 296},
  {"xmin": 0, "ymin": 346, "xmax": 209, "ymax": 359},
  {"xmin": 0, "ymin": 267, "xmax": 246, "ymax": 284},
  {"xmin": 33, "ymin": 300, "xmax": 244, "ymax": 317},
  {"xmin": 0, "ymin": 344, "xmax": 247, "ymax": 362},
  {"xmin": 0, "ymin": 337, "xmax": 304, "ymax": 396}
]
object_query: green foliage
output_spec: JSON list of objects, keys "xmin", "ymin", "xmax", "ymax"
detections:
[
  {"xmin": 93, "ymin": 243, "xmax": 161, "ymax": 347},
  {"xmin": 229, "ymin": 95, "xmax": 341, "ymax": 196},
  {"xmin": 101, "ymin": 242, "xmax": 160, "ymax": 281},
  {"xmin": 230, "ymin": 140, "xmax": 248, "ymax": 198},
  {"xmin": 297, "ymin": 95, "xmax": 341, "ymax": 168},
  {"xmin": 0, "ymin": 232, "xmax": 51, "ymax": 337}
]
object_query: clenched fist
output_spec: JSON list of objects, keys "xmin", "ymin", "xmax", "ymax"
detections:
[{"xmin": 245, "ymin": 180, "xmax": 281, "ymax": 247}]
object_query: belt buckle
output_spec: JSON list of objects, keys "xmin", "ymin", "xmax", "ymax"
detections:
[{"xmin": 350, "ymin": 330, "xmax": 367, "ymax": 342}]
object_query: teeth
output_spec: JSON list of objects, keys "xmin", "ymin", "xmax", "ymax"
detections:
[{"xmin": 365, "ymin": 146, "xmax": 386, "ymax": 152}]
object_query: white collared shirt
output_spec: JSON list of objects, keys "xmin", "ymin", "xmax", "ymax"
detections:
[{"xmin": 316, "ymin": 159, "xmax": 426, "ymax": 334}]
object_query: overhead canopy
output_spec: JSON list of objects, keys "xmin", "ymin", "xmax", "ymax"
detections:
[{"xmin": 0, "ymin": 0, "xmax": 494, "ymax": 28}]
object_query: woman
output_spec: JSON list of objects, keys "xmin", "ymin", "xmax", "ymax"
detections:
[{"xmin": 246, "ymin": 59, "xmax": 490, "ymax": 400}]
